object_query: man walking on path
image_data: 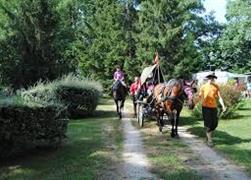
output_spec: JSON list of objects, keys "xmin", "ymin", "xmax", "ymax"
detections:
[
  {"xmin": 197, "ymin": 72, "xmax": 226, "ymax": 147},
  {"xmin": 130, "ymin": 76, "xmax": 141, "ymax": 117}
]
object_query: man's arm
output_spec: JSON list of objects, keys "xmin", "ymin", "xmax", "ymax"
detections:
[
  {"xmin": 193, "ymin": 86, "xmax": 203, "ymax": 105},
  {"xmin": 218, "ymin": 91, "xmax": 226, "ymax": 112}
]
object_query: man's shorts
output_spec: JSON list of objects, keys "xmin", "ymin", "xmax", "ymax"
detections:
[{"xmin": 202, "ymin": 107, "xmax": 218, "ymax": 131}]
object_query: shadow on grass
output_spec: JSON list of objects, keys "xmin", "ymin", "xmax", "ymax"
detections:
[
  {"xmin": 238, "ymin": 107, "xmax": 251, "ymax": 111},
  {"xmin": 226, "ymin": 114, "xmax": 251, "ymax": 120},
  {"xmin": 0, "ymin": 140, "xmax": 110, "ymax": 179},
  {"xmin": 187, "ymin": 126, "xmax": 251, "ymax": 146},
  {"xmin": 98, "ymin": 98, "xmax": 114, "ymax": 105},
  {"xmin": 94, "ymin": 110, "xmax": 116, "ymax": 118},
  {"xmin": 179, "ymin": 116, "xmax": 202, "ymax": 127}
]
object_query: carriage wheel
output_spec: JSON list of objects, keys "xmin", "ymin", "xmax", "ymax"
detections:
[{"xmin": 138, "ymin": 104, "xmax": 144, "ymax": 127}]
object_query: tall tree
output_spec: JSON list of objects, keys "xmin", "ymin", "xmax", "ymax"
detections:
[
  {"xmin": 78, "ymin": 0, "xmax": 128, "ymax": 89},
  {"xmin": 214, "ymin": 0, "xmax": 251, "ymax": 72},
  {"xmin": 0, "ymin": 0, "xmax": 77, "ymax": 88},
  {"xmin": 136, "ymin": 0, "xmax": 210, "ymax": 78},
  {"xmin": 122, "ymin": 0, "xmax": 140, "ymax": 80},
  {"xmin": 195, "ymin": 13, "xmax": 223, "ymax": 71}
]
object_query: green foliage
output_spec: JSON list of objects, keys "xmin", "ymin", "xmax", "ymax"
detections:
[
  {"xmin": 78, "ymin": 0, "xmax": 128, "ymax": 91},
  {"xmin": 192, "ymin": 82, "xmax": 243, "ymax": 119},
  {"xmin": 136, "ymin": 0, "xmax": 206, "ymax": 78},
  {"xmin": 0, "ymin": 0, "xmax": 77, "ymax": 88},
  {"xmin": 0, "ymin": 98, "xmax": 68, "ymax": 158},
  {"xmin": 20, "ymin": 74, "xmax": 103, "ymax": 118},
  {"xmin": 218, "ymin": 83, "xmax": 243, "ymax": 118},
  {"xmin": 56, "ymin": 75, "xmax": 103, "ymax": 118},
  {"xmin": 0, "ymin": 74, "xmax": 102, "ymax": 158},
  {"xmin": 191, "ymin": 101, "xmax": 203, "ymax": 119},
  {"xmin": 1, "ymin": 0, "xmax": 250, "ymax": 94},
  {"xmin": 210, "ymin": 0, "xmax": 251, "ymax": 72}
]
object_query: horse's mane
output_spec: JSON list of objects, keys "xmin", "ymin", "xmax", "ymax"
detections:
[{"xmin": 165, "ymin": 79, "xmax": 183, "ymax": 89}]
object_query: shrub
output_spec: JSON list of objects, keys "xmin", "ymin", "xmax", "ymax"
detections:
[
  {"xmin": 192, "ymin": 82, "xmax": 243, "ymax": 119},
  {"xmin": 20, "ymin": 74, "xmax": 103, "ymax": 118},
  {"xmin": 56, "ymin": 75, "xmax": 102, "ymax": 118},
  {"xmin": 19, "ymin": 81, "xmax": 58, "ymax": 106},
  {"xmin": 0, "ymin": 86, "xmax": 14, "ymax": 97},
  {"xmin": 0, "ymin": 96, "xmax": 68, "ymax": 158}
]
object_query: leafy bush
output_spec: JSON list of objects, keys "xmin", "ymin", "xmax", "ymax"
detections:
[
  {"xmin": 56, "ymin": 75, "xmax": 102, "ymax": 118},
  {"xmin": 20, "ymin": 74, "xmax": 103, "ymax": 118},
  {"xmin": 0, "ymin": 86, "xmax": 14, "ymax": 97},
  {"xmin": 19, "ymin": 80, "xmax": 59, "ymax": 106},
  {"xmin": 0, "ymin": 96, "xmax": 68, "ymax": 158},
  {"xmin": 192, "ymin": 82, "xmax": 243, "ymax": 119}
]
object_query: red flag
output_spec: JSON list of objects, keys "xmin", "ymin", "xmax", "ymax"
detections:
[{"xmin": 153, "ymin": 51, "xmax": 159, "ymax": 64}]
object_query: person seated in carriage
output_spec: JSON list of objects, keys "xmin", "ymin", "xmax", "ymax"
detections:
[
  {"xmin": 137, "ymin": 76, "xmax": 155, "ymax": 103},
  {"xmin": 146, "ymin": 79, "xmax": 155, "ymax": 96}
]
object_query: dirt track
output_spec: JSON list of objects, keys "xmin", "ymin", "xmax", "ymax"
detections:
[{"xmin": 121, "ymin": 113, "xmax": 160, "ymax": 179}]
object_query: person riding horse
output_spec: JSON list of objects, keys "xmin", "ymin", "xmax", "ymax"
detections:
[
  {"xmin": 113, "ymin": 66, "xmax": 126, "ymax": 90},
  {"xmin": 112, "ymin": 66, "xmax": 127, "ymax": 118}
]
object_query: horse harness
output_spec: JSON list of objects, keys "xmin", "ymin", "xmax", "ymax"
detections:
[{"xmin": 159, "ymin": 79, "xmax": 184, "ymax": 105}]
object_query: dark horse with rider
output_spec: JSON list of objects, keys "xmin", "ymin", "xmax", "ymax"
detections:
[{"xmin": 112, "ymin": 66, "xmax": 127, "ymax": 119}]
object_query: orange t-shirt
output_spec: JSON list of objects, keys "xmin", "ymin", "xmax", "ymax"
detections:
[{"xmin": 199, "ymin": 83, "xmax": 219, "ymax": 108}]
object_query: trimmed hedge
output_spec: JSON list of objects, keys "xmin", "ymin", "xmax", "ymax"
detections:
[
  {"xmin": 20, "ymin": 74, "xmax": 103, "ymax": 118},
  {"xmin": 0, "ymin": 100, "xmax": 68, "ymax": 158},
  {"xmin": 0, "ymin": 75, "xmax": 102, "ymax": 157},
  {"xmin": 56, "ymin": 86, "xmax": 100, "ymax": 118}
]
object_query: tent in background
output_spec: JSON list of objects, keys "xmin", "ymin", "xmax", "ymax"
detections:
[{"xmin": 193, "ymin": 70, "xmax": 248, "ymax": 85}]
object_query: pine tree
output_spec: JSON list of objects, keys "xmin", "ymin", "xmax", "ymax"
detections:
[
  {"xmin": 0, "ymin": 0, "xmax": 75, "ymax": 88},
  {"xmin": 136, "ymin": 0, "xmax": 206, "ymax": 79},
  {"xmin": 79, "ymin": 0, "xmax": 128, "ymax": 90}
]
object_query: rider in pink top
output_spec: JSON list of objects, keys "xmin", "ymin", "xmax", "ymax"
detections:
[
  {"xmin": 114, "ymin": 67, "xmax": 124, "ymax": 81},
  {"xmin": 113, "ymin": 66, "xmax": 126, "ymax": 87}
]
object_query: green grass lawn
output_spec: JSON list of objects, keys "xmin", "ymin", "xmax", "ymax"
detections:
[
  {"xmin": 0, "ymin": 99, "xmax": 123, "ymax": 180},
  {"xmin": 180, "ymin": 100, "xmax": 251, "ymax": 174}
]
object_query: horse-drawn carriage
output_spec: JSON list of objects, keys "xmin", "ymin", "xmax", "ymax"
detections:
[
  {"xmin": 136, "ymin": 64, "xmax": 196, "ymax": 137},
  {"xmin": 111, "ymin": 61, "xmax": 196, "ymax": 137},
  {"xmin": 136, "ymin": 64, "xmax": 164, "ymax": 127}
]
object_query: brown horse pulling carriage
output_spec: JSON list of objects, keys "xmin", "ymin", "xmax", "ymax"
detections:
[{"xmin": 136, "ymin": 64, "xmax": 196, "ymax": 137}]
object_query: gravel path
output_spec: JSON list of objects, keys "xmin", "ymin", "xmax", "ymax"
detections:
[{"xmin": 121, "ymin": 112, "xmax": 160, "ymax": 180}]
